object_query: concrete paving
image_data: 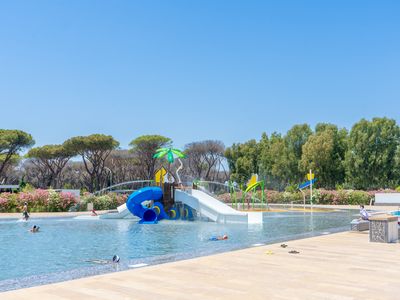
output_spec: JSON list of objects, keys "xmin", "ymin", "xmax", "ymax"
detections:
[{"xmin": 2, "ymin": 231, "xmax": 400, "ymax": 300}]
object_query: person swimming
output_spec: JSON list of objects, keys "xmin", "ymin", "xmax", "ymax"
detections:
[
  {"xmin": 30, "ymin": 225, "xmax": 40, "ymax": 233},
  {"xmin": 86, "ymin": 255, "xmax": 120, "ymax": 264},
  {"xmin": 209, "ymin": 234, "xmax": 228, "ymax": 241}
]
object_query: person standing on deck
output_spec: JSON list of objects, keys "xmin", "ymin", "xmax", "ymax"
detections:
[{"xmin": 22, "ymin": 202, "xmax": 29, "ymax": 221}]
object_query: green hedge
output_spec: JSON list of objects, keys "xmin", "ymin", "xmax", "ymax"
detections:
[{"xmin": 80, "ymin": 193, "xmax": 127, "ymax": 210}]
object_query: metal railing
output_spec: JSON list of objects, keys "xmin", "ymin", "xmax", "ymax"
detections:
[
  {"xmin": 195, "ymin": 180, "xmax": 267, "ymax": 210},
  {"xmin": 94, "ymin": 180, "xmax": 154, "ymax": 195}
]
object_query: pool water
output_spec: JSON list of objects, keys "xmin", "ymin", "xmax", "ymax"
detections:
[
  {"xmin": 0, "ymin": 210, "xmax": 354, "ymax": 291},
  {"xmin": 391, "ymin": 211, "xmax": 400, "ymax": 216}
]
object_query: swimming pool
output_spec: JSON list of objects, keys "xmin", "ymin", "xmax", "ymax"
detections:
[{"xmin": 0, "ymin": 210, "xmax": 354, "ymax": 292}]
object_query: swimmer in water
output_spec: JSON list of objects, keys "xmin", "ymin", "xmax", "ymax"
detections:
[
  {"xmin": 86, "ymin": 255, "xmax": 120, "ymax": 264},
  {"xmin": 209, "ymin": 234, "xmax": 228, "ymax": 241},
  {"xmin": 30, "ymin": 225, "xmax": 40, "ymax": 233}
]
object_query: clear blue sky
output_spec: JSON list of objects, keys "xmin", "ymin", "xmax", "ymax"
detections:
[{"xmin": 1, "ymin": 1, "xmax": 399, "ymax": 149}]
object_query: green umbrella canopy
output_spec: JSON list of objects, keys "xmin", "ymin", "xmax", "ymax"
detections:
[{"xmin": 153, "ymin": 147, "xmax": 186, "ymax": 163}]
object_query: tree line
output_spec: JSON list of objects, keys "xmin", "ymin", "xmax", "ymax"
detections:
[
  {"xmin": 0, "ymin": 131, "xmax": 226, "ymax": 192},
  {"xmin": 1, "ymin": 116, "xmax": 399, "ymax": 192},
  {"xmin": 225, "ymin": 117, "xmax": 400, "ymax": 190}
]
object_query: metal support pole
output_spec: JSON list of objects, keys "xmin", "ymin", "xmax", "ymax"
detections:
[{"xmin": 309, "ymin": 169, "xmax": 313, "ymax": 205}]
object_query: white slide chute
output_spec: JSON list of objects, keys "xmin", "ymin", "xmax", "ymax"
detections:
[{"xmin": 175, "ymin": 189, "xmax": 263, "ymax": 224}]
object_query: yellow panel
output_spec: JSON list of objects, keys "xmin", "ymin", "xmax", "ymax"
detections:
[
  {"xmin": 245, "ymin": 181, "xmax": 261, "ymax": 193},
  {"xmin": 247, "ymin": 174, "xmax": 258, "ymax": 187},
  {"xmin": 155, "ymin": 167, "xmax": 167, "ymax": 184}
]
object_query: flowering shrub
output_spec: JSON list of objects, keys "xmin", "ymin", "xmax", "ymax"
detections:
[
  {"xmin": 0, "ymin": 193, "xmax": 18, "ymax": 212},
  {"xmin": 0, "ymin": 196, "xmax": 8, "ymax": 212},
  {"xmin": 0, "ymin": 190, "xmax": 127, "ymax": 212},
  {"xmin": 0, "ymin": 189, "xmax": 78, "ymax": 212}
]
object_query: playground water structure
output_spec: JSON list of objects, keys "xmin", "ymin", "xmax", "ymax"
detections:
[
  {"xmin": 98, "ymin": 185, "xmax": 194, "ymax": 222},
  {"xmin": 98, "ymin": 181, "xmax": 264, "ymax": 224},
  {"xmin": 93, "ymin": 180, "xmax": 336, "ymax": 224}
]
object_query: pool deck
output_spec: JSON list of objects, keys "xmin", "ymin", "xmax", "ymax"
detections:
[{"xmin": 2, "ymin": 230, "xmax": 400, "ymax": 300}]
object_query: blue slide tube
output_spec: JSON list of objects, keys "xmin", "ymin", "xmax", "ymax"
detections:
[{"xmin": 126, "ymin": 187, "xmax": 163, "ymax": 224}]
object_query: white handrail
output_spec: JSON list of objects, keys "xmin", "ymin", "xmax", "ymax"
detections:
[{"xmin": 94, "ymin": 180, "xmax": 154, "ymax": 195}]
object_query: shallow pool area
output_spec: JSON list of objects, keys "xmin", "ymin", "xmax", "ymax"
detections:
[{"xmin": 0, "ymin": 210, "xmax": 355, "ymax": 292}]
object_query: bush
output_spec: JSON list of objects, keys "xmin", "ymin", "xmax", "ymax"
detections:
[
  {"xmin": 80, "ymin": 192, "xmax": 127, "ymax": 210},
  {"xmin": 347, "ymin": 190, "xmax": 370, "ymax": 205}
]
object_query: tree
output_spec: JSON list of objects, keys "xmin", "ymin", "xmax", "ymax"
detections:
[
  {"xmin": 284, "ymin": 124, "xmax": 312, "ymax": 183},
  {"xmin": 300, "ymin": 124, "xmax": 347, "ymax": 189},
  {"xmin": 64, "ymin": 134, "xmax": 119, "ymax": 192},
  {"xmin": 105, "ymin": 150, "xmax": 141, "ymax": 184},
  {"xmin": 27, "ymin": 144, "xmax": 75, "ymax": 188},
  {"xmin": 21, "ymin": 160, "xmax": 49, "ymax": 188},
  {"xmin": 225, "ymin": 139, "xmax": 260, "ymax": 185},
  {"xmin": 0, "ymin": 129, "xmax": 34, "ymax": 180},
  {"xmin": 259, "ymin": 132, "xmax": 292, "ymax": 189},
  {"xmin": 184, "ymin": 140, "xmax": 226, "ymax": 181},
  {"xmin": 0, "ymin": 154, "xmax": 20, "ymax": 184},
  {"xmin": 129, "ymin": 135, "xmax": 171, "ymax": 180},
  {"xmin": 345, "ymin": 118, "xmax": 400, "ymax": 189},
  {"xmin": 58, "ymin": 161, "xmax": 91, "ymax": 190}
]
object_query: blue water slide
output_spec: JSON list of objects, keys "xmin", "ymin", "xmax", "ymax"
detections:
[{"xmin": 126, "ymin": 186, "xmax": 163, "ymax": 224}]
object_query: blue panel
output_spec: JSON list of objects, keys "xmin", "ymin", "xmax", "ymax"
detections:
[{"xmin": 299, "ymin": 179, "xmax": 317, "ymax": 189}]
